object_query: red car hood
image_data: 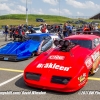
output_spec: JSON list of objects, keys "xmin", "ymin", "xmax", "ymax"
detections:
[{"xmin": 25, "ymin": 46, "xmax": 91, "ymax": 77}]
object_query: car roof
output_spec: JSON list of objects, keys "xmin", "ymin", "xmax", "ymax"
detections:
[
  {"xmin": 49, "ymin": 33, "xmax": 57, "ymax": 36},
  {"xmin": 33, "ymin": 27, "xmax": 40, "ymax": 28},
  {"xmin": 65, "ymin": 35, "xmax": 99, "ymax": 40},
  {"xmin": 28, "ymin": 33, "xmax": 49, "ymax": 36}
]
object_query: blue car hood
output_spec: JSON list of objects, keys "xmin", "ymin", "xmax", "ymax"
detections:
[{"xmin": 0, "ymin": 40, "xmax": 40, "ymax": 55}]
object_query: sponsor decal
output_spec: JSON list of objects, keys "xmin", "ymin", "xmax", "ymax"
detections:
[
  {"xmin": 85, "ymin": 58, "xmax": 92, "ymax": 69},
  {"xmin": 78, "ymin": 73, "xmax": 86, "ymax": 82},
  {"xmin": 78, "ymin": 80, "xmax": 86, "ymax": 86},
  {"xmin": 36, "ymin": 63, "xmax": 71, "ymax": 71},
  {"xmin": 92, "ymin": 56, "xmax": 100, "ymax": 70},
  {"xmin": 91, "ymin": 51, "xmax": 100, "ymax": 61},
  {"xmin": 48, "ymin": 55, "xmax": 65, "ymax": 60}
]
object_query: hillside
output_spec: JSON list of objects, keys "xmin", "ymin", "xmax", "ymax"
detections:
[
  {"xmin": 0, "ymin": 14, "xmax": 98, "ymax": 29},
  {"xmin": 0, "ymin": 14, "xmax": 70, "ymax": 27}
]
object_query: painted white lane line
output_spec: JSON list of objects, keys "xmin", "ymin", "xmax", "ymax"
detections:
[{"xmin": 0, "ymin": 73, "xmax": 23, "ymax": 87}]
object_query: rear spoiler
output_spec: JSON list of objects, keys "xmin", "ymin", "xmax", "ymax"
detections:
[{"xmin": 74, "ymin": 31, "xmax": 100, "ymax": 35}]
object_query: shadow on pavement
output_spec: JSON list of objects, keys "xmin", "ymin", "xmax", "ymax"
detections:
[{"xmin": 15, "ymin": 77, "xmax": 77, "ymax": 95}]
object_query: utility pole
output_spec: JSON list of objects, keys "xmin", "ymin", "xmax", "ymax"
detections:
[
  {"xmin": 59, "ymin": 0, "xmax": 60, "ymax": 16},
  {"xmin": 26, "ymin": 0, "xmax": 28, "ymax": 25}
]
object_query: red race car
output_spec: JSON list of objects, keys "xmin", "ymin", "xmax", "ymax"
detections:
[{"xmin": 24, "ymin": 35, "xmax": 100, "ymax": 92}]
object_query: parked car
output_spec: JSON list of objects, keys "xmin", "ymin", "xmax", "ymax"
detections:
[
  {"xmin": 36, "ymin": 18, "xmax": 45, "ymax": 22},
  {"xmin": 32, "ymin": 27, "xmax": 48, "ymax": 33},
  {"xmin": 0, "ymin": 33, "xmax": 53, "ymax": 61},
  {"xmin": 24, "ymin": 34, "xmax": 100, "ymax": 92}
]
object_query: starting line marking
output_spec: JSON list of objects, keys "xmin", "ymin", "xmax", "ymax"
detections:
[
  {"xmin": 0, "ymin": 68, "xmax": 23, "ymax": 73},
  {"xmin": 88, "ymin": 77, "xmax": 100, "ymax": 81},
  {"xmin": 0, "ymin": 68, "xmax": 100, "ymax": 81}
]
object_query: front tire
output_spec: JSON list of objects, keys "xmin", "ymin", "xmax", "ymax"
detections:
[
  {"xmin": 31, "ymin": 52, "xmax": 35, "ymax": 58},
  {"xmin": 89, "ymin": 67, "xmax": 99, "ymax": 76}
]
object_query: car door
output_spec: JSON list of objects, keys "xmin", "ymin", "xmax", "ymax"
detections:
[
  {"xmin": 91, "ymin": 38, "xmax": 100, "ymax": 71},
  {"xmin": 41, "ymin": 35, "xmax": 53, "ymax": 51}
]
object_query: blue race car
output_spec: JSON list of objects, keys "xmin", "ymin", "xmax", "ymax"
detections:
[{"xmin": 0, "ymin": 33, "xmax": 53, "ymax": 61}]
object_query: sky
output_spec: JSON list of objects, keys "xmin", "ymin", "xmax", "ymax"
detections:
[{"xmin": 0, "ymin": 0, "xmax": 100, "ymax": 18}]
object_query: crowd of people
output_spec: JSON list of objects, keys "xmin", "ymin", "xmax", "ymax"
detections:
[
  {"xmin": 2, "ymin": 22, "xmax": 99, "ymax": 41},
  {"xmin": 3, "ymin": 24, "xmax": 37, "ymax": 41},
  {"xmin": 3, "ymin": 23, "xmax": 72, "ymax": 41},
  {"xmin": 4, "ymin": 24, "xmax": 26, "ymax": 41}
]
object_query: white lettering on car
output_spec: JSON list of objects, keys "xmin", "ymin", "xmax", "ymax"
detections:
[
  {"xmin": 59, "ymin": 66, "xmax": 64, "ymax": 70},
  {"xmin": 37, "ymin": 64, "xmax": 43, "ymax": 68},
  {"xmin": 44, "ymin": 63, "xmax": 49, "ymax": 68},
  {"xmin": 85, "ymin": 58, "xmax": 92, "ymax": 69},
  {"xmin": 48, "ymin": 55, "xmax": 65, "ymax": 60},
  {"xmin": 36, "ymin": 63, "xmax": 71, "ymax": 71},
  {"xmin": 55, "ymin": 65, "xmax": 60, "ymax": 69},
  {"xmin": 91, "ymin": 51, "xmax": 100, "ymax": 61}
]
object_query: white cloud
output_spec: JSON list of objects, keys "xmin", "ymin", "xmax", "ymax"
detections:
[
  {"xmin": 9, "ymin": 9, "xmax": 25, "ymax": 14},
  {"xmin": 21, "ymin": 0, "xmax": 32, "ymax": 4},
  {"xmin": 49, "ymin": 8, "xmax": 60, "ymax": 14},
  {"xmin": 42, "ymin": 0, "xmax": 58, "ymax": 5},
  {"xmin": 0, "ymin": 3, "xmax": 27, "ymax": 14},
  {"xmin": 0, "ymin": 3, "xmax": 10, "ymax": 11},
  {"xmin": 8, "ymin": 5, "xmax": 26, "ymax": 14},
  {"xmin": 8, "ymin": 3, "xmax": 15, "ymax": 7},
  {"xmin": 0, "ymin": 0, "xmax": 8, "ymax": 2},
  {"xmin": 10, "ymin": 7, "xmax": 44, "ymax": 15},
  {"xmin": 0, "ymin": 1, "xmax": 44, "ymax": 15},
  {"xmin": 17, "ymin": 5, "xmax": 26, "ymax": 12},
  {"xmin": 49, "ymin": 8, "xmax": 72, "ymax": 15},
  {"xmin": 65, "ymin": 0, "xmax": 100, "ymax": 10},
  {"xmin": 63, "ymin": 9, "xmax": 72, "ymax": 15},
  {"xmin": 77, "ymin": 12, "xmax": 84, "ymax": 16},
  {"xmin": 9, "ymin": 8, "xmax": 44, "ymax": 15},
  {"xmin": 31, "ymin": 8, "xmax": 44, "ymax": 14},
  {"xmin": 37, "ymin": 9, "xmax": 44, "ymax": 14}
]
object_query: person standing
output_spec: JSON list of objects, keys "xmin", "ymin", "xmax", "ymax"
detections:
[
  {"xmin": 57, "ymin": 25, "xmax": 63, "ymax": 39},
  {"xmin": 41, "ymin": 24, "xmax": 47, "ymax": 33},
  {"xmin": 67, "ymin": 23, "xmax": 73, "ymax": 36},
  {"xmin": 9, "ymin": 25, "xmax": 13, "ymax": 40},
  {"xmin": 63, "ymin": 23, "xmax": 68, "ymax": 37},
  {"xmin": 83, "ymin": 24, "xmax": 90, "ymax": 34},
  {"xmin": 4, "ymin": 25, "xmax": 9, "ymax": 41}
]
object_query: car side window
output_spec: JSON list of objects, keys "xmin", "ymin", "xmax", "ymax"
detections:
[
  {"xmin": 45, "ymin": 36, "xmax": 51, "ymax": 41},
  {"xmin": 41, "ymin": 35, "xmax": 51, "ymax": 46},
  {"xmin": 93, "ymin": 38, "xmax": 100, "ymax": 48}
]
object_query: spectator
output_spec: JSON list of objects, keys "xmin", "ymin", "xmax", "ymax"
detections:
[
  {"xmin": 63, "ymin": 23, "xmax": 68, "ymax": 37},
  {"xmin": 13, "ymin": 26, "xmax": 19, "ymax": 41},
  {"xmin": 66, "ymin": 23, "xmax": 73, "ymax": 36},
  {"xmin": 88, "ymin": 24, "xmax": 93, "ymax": 31},
  {"xmin": 57, "ymin": 26, "xmax": 63, "ymax": 39},
  {"xmin": 41, "ymin": 24, "xmax": 47, "ymax": 33},
  {"xmin": 18, "ymin": 24, "xmax": 23, "ymax": 36},
  {"xmin": 83, "ymin": 24, "xmax": 90, "ymax": 34},
  {"xmin": 22, "ymin": 30, "xmax": 25, "ymax": 36},
  {"xmin": 9, "ymin": 25, "xmax": 14, "ymax": 40},
  {"xmin": 4, "ymin": 25, "xmax": 9, "ymax": 41}
]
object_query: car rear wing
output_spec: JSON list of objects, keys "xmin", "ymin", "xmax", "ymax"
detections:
[{"xmin": 75, "ymin": 31, "xmax": 100, "ymax": 35}]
